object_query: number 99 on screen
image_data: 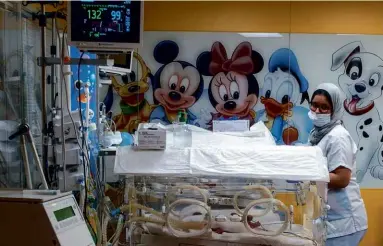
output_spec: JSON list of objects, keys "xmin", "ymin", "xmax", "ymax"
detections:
[
  {"xmin": 111, "ymin": 11, "xmax": 121, "ymax": 21},
  {"xmin": 87, "ymin": 9, "xmax": 121, "ymax": 21}
]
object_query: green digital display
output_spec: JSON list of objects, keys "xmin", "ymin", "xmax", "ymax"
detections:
[
  {"xmin": 54, "ymin": 206, "xmax": 75, "ymax": 222},
  {"xmin": 87, "ymin": 9, "xmax": 103, "ymax": 20}
]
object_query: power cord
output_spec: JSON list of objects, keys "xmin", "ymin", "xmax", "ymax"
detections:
[
  {"xmin": 77, "ymin": 51, "xmax": 88, "ymax": 218},
  {"xmin": 75, "ymin": 52, "xmax": 103, "ymax": 197},
  {"xmin": 56, "ymin": 25, "xmax": 99, "ymax": 242}
]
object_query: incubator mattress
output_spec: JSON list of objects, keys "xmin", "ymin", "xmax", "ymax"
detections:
[{"xmin": 114, "ymin": 123, "xmax": 329, "ymax": 182}]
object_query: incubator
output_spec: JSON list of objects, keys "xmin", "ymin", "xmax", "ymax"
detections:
[{"xmin": 113, "ymin": 122, "xmax": 329, "ymax": 246}]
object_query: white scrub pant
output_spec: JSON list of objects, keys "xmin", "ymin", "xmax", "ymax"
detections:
[{"xmin": 326, "ymin": 230, "xmax": 367, "ymax": 246}]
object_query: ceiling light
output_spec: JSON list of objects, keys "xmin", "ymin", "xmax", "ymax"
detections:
[
  {"xmin": 336, "ymin": 33, "xmax": 363, "ymax": 36},
  {"xmin": 238, "ymin": 33, "xmax": 283, "ymax": 38}
]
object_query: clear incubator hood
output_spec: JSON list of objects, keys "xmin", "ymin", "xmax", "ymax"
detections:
[{"xmin": 113, "ymin": 122, "xmax": 329, "ymax": 246}]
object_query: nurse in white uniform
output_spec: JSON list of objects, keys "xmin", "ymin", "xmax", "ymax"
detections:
[{"xmin": 308, "ymin": 83, "xmax": 368, "ymax": 246}]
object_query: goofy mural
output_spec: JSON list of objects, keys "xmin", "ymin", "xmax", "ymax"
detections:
[{"xmin": 256, "ymin": 48, "xmax": 312, "ymax": 145}]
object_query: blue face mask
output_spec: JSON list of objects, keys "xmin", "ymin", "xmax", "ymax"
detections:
[{"xmin": 308, "ymin": 110, "xmax": 331, "ymax": 127}]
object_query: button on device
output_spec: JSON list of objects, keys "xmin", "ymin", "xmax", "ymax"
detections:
[
  {"xmin": 60, "ymin": 218, "xmax": 75, "ymax": 229},
  {"xmin": 230, "ymin": 214, "xmax": 241, "ymax": 222},
  {"xmin": 215, "ymin": 214, "xmax": 227, "ymax": 222}
]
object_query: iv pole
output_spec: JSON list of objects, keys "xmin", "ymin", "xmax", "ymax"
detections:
[
  {"xmin": 39, "ymin": 2, "xmax": 49, "ymax": 183},
  {"xmin": 23, "ymin": 1, "xmax": 63, "ymax": 185}
]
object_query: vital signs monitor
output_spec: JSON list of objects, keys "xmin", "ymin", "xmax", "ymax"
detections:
[{"xmin": 67, "ymin": 1, "xmax": 143, "ymax": 51}]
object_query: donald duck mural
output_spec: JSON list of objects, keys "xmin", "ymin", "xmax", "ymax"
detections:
[{"xmin": 256, "ymin": 48, "xmax": 313, "ymax": 145}]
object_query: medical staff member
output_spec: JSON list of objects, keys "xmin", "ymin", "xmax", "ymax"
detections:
[{"xmin": 308, "ymin": 83, "xmax": 367, "ymax": 246}]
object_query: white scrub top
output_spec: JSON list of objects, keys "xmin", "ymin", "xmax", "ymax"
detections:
[{"xmin": 316, "ymin": 124, "xmax": 368, "ymax": 238}]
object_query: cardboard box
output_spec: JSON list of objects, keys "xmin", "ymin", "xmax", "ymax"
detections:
[{"xmin": 137, "ymin": 123, "xmax": 166, "ymax": 150}]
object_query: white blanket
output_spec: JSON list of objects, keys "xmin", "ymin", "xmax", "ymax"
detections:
[{"xmin": 114, "ymin": 122, "xmax": 329, "ymax": 182}]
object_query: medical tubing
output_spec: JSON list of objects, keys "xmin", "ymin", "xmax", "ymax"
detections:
[
  {"xmin": 165, "ymin": 184, "xmax": 209, "ymax": 219},
  {"xmin": 233, "ymin": 185, "xmax": 274, "ymax": 216},
  {"xmin": 102, "ymin": 197, "xmax": 115, "ymax": 246},
  {"xmin": 79, "ymin": 183, "xmax": 85, "ymax": 213},
  {"xmin": 314, "ymin": 196, "xmax": 322, "ymax": 219},
  {"xmin": 126, "ymin": 216, "xmax": 164, "ymax": 225},
  {"xmin": 101, "ymin": 213, "xmax": 110, "ymax": 246},
  {"xmin": 242, "ymin": 198, "xmax": 290, "ymax": 236},
  {"xmin": 125, "ymin": 215, "xmax": 206, "ymax": 231},
  {"xmin": 120, "ymin": 203, "xmax": 163, "ymax": 218},
  {"xmin": 167, "ymin": 185, "xmax": 209, "ymax": 204},
  {"xmin": 120, "ymin": 204, "xmax": 165, "ymax": 227},
  {"xmin": 165, "ymin": 198, "xmax": 212, "ymax": 238},
  {"xmin": 102, "ymin": 210, "xmax": 125, "ymax": 246},
  {"xmin": 111, "ymin": 215, "xmax": 124, "ymax": 246},
  {"xmin": 111, "ymin": 119, "xmax": 117, "ymax": 133},
  {"xmin": 96, "ymin": 213, "xmax": 102, "ymax": 246},
  {"xmin": 120, "ymin": 200, "xmax": 209, "ymax": 234}
]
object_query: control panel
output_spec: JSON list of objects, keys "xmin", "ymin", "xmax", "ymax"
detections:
[{"xmin": 43, "ymin": 195, "xmax": 84, "ymax": 234}]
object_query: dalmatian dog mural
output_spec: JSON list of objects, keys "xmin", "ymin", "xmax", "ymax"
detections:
[
  {"xmin": 331, "ymin": 41, "xmax": 383, "ymax": 183},
  {"xmin": 256, "ymin": 48, "xmax": 312, "ymax": 145}
]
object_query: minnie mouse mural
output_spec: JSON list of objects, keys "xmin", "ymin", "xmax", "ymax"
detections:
[{"xmin": 196, "ymin": 41, "xmax": 264, "ymax": 128}]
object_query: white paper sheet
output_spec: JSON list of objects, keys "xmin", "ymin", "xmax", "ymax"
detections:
[{"xmin": 114, "ymin": 122, "xmax": 329, "ymax": 182}]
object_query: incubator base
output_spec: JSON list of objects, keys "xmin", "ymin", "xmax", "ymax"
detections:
[
  {"xmin": 114, "ymin": 123, "xmax": 328, "ymax": 246},
  {"xmin": 140, "ymin": 233, "xmax": 317, "ymax": 246},
  {"xmin": 120, "ymin": 176, "xmax": 325, "ymax": 246}
]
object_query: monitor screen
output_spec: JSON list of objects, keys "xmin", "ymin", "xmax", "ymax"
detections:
[
  {"xmin": 53, "ymin": 206, "xmax": 75, "ymax": 222},
  {"xmin": 70, "ymin": 1, "xmax": 142, "ymax": 44}
]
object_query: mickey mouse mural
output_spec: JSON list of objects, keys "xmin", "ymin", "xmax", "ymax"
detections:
[
  {"xmin": 256, "ymin": 48, "xmax": 312, "ymax": 145},
  {"xmin": 149, "ymin": 40, "xmax": 204, "ymax": 125},
  {"xmin": 196, "ymin": 41, "xmax": 264, "ymax": 127}
]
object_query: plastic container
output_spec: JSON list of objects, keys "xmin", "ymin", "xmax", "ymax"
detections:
[{"xmin": 173, "ymin": 110, "xmax": 192, "ymax": 148}]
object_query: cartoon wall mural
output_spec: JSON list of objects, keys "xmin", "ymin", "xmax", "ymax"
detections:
[
  {"xmin": 196, "ymin": 41, "xmax": 263, "ymax": 128},
  {"xmin": 256, "ymin": 48, "xmax": 312, "ymax": 145},
  {"xmin": 331, "ymin": 41, "xmax": 383, "ymax": 183},
  {"xmin": 109, "ymin": 52, "xmax": 155, "ymax": 133},
  {"xmin": 69, "ymin": 47, "xmax": 98, "ymax": 175},
  {"xmin": 99, "ymin": 32, "xmax": 383, "ymax": 187},
  {"xmin": 150, "ymin": 40, "xmax": 204, "ymax": 125}
]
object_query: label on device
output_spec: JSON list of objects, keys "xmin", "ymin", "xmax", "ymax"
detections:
[{"xmin": 213, "ymin": 120, "xmax": 250, "ymax": 132}]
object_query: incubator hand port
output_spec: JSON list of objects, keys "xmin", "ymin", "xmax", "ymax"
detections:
[{"xmin": 105, "ymin": 176, "xmax": 325, "ymax": 246}]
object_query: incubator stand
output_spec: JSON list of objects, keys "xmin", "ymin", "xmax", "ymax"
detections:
[{"xmin": 113, "ymin": 123, "xmax": 329, "ymax": 246}]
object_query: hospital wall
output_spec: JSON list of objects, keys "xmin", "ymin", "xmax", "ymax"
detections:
[
  {"xmin": 4, "ymin": 1, "xmax": 381, "ymax": 245},
  {"xmin": 141, "ymin": 2, "xmax": 383, "ymax": 245}
]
